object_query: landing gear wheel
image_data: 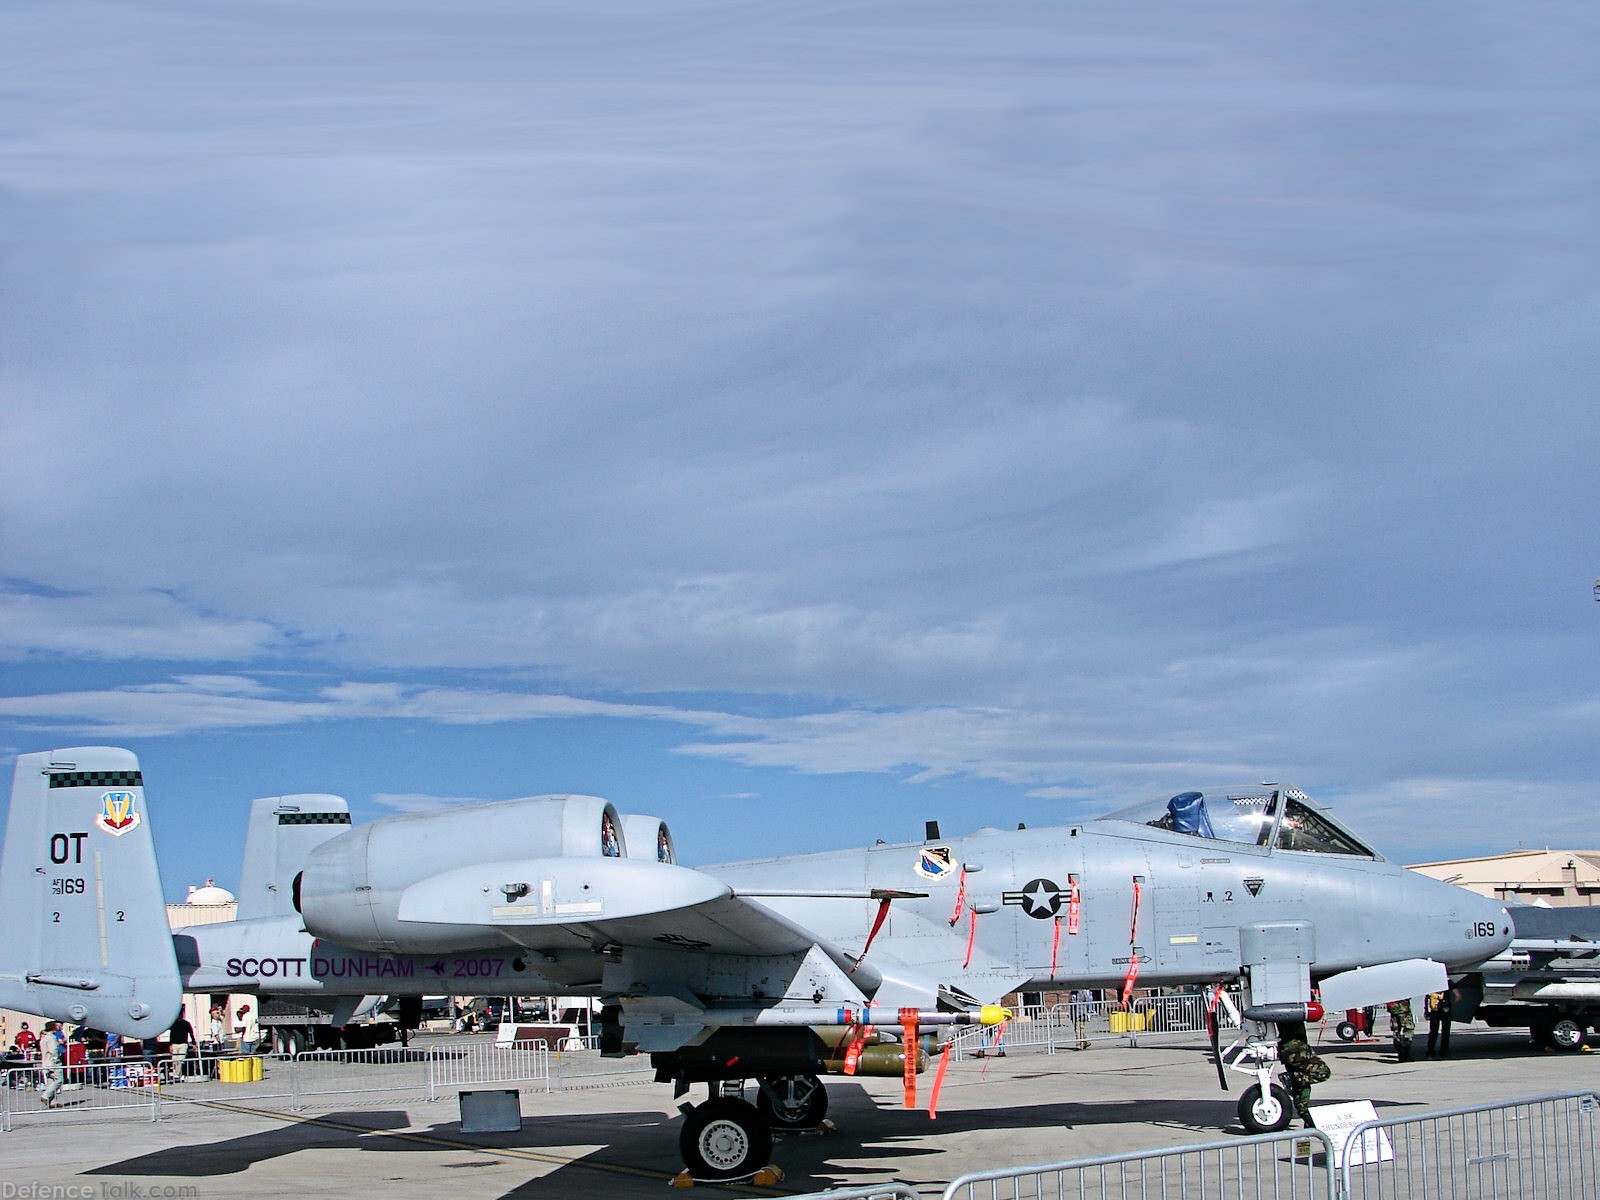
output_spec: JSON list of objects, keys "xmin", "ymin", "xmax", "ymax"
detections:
[
  {"xmin": 680, "ymin": 1097, "xmax": 773, "ymax": 1181},
  {"xmin": 1238, "ymin": 1082, "xmax": 1294, "ymax": 1133},
  {"xmin": 280, "ymin": 1027, "xmax": 306, "ymax": 1057},
  {"xmin": 1549, "ymin": 1017, "xmax": 1587, "ymax": 1052},
  {"xmin": 1335, "ymin": 1021, "xmax": 1358, "ymax": 1042},
  {"xmin": 756, "ymin": 1074, "xmax": 829, "ymax": 1129}
]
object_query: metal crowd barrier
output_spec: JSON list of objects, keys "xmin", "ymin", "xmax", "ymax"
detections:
[
  {"xmin": 930, "ymin": 1090, "xmax": 1599, "ymax": 1200},
  {"xmin": 947, "ymin": 992, "xmax": 1245, "ymax": 1059},
  {"xmin": 427, "ymin": 1039, "xmax": 553, "ymax": 1094},
  {"xmin": 1337, "ymin": 1090, "xmax": 1599, "ymax": 1200},
  {"xmin": 947, "ymin": 1003, "xmax": 1107, "ymax": 1058},
  {"xmin": 1, "ymin": 1040, "xmax": 554, "ymax": 1130},
  {"xmin": 942, "ymin": 1128, "xmax": 1337, "ymax": 1200},
  {"xmin": 2, "ymin": 1063, "xmax": 165, "ymax": 1130}
]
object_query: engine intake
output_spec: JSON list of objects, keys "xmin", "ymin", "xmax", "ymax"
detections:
[{"xmin": 620, "ymin": 814, "xmax": 675, "ymax": 864}]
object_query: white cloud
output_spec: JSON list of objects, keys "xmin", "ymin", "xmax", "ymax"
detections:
[
  {"xmin": 0, "ymin": 588, "xmax": 282, "ymax": 662},
  {"xmin": 1, "ymin": 0, "xmax": 1596, "ymax": 856}
]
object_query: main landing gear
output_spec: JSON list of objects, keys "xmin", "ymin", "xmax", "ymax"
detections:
[
  {"xmin": 1531, "ymin": 1012, "xmax": 1589, "ymax": 1053},
  {"xmin": 676, "ymin": 1073, "xmax": 829, "ymax": 1181},
  {"xmin": 679, "ymin": 1096, "xmax": 773, "ymax": 1181},
  {"xmin": 755, "ymin": 1073, "xmax": 830, "ymax": 1129}
]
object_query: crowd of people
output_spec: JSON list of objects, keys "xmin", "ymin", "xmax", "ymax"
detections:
[{"xmin": 2, "ymin": 1001, "xmax": 266, "ymax": 1105}]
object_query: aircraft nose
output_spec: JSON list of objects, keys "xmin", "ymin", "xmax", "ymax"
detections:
[
  {"xmin": 1447, "ymin": 886, "xmax": 1514, "ymax": 965},
  {"xmin": 1476, "ymin": 893, "xmax": 1515, "ymax": 956},
  {"xmin": 1411, "ymin": 872, "xmax": 1513, "ymax": 968}
]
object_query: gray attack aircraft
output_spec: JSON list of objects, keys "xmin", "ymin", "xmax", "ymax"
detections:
[{"xmin": 2, "ymin": 746, "xmax": 1511, "ymax": 1179}]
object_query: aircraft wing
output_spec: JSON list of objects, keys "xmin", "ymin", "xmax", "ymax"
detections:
[{"xmin": 396, "ymin": 858, "xmax": 890, "ymax": 1012}]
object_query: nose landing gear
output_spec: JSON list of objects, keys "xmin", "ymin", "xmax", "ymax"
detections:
[{"xmin": 1237, "ymin": 1080, "xmax": 1296, "ymax": 1134}]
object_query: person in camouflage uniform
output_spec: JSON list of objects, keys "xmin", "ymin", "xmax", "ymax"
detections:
[
  {"xmin": 1386, "ymin": 999, "xmax": 1415, "ymax": 1062},
  {"xmin": 1276, "ymin": 1020, "xmax": 1329, "ymax": 1125}
]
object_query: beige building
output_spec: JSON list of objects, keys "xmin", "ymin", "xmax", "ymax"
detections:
[{"xmin": 1410, "ymin": 850, "xmax": 1600, "ymax": 908}]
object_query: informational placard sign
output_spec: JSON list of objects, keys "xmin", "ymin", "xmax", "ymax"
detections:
[{"xmin": 1307, "ymin": 1100, "xmax": 1393, "ymax": 1169}]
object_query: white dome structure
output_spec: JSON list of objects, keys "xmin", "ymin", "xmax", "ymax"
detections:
[{"xmin": 184, "ymin": 878, "xmax": 237, "ymax": 905}]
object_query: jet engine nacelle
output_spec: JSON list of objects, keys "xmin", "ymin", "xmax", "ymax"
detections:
[
  {"xmin": 620, "ymin": 814, "xmax": 675, "ymax": 864},
  {"xmin": 298, "ymin": 794, "xmax": 628, "ymax": 952}
]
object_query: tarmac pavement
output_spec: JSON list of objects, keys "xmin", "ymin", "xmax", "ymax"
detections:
[{"xmin": 2, "ymin": 1026, "xmax": 1595, "ymax": 1199}]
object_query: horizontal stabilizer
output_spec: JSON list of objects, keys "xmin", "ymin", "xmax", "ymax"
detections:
[{"xmin": 1318, "ymin": 958, "xmax": 1447, "ymax": 1011}]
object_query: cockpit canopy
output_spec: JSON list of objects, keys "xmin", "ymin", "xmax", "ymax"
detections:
[{"xmin": 1096, "ymin": 786, "xmax": 1377, "ymax": 858}]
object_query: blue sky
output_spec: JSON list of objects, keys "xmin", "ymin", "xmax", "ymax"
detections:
[{"xmin": 3, "ymin": 2, "xmax": 1597, "ymax": 901}]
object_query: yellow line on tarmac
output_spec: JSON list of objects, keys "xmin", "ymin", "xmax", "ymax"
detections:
[{"xmin": 193, "ymin": 1100, "xmax": 792, "ymax": 1194}]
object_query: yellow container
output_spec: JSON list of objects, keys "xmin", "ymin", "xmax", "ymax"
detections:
[
  {"xmin": 220, "ymin": 1057, "xmax": 260, "ymax": 1083},
  {"xmin": 1109, "ymin": 1010, "xmax": 1147, "ymax": 1033}
]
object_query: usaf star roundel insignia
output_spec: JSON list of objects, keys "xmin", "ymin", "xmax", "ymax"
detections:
[{"xmin": 1003, "ymin": 877, "xmax": 1066, "ymax": 919}]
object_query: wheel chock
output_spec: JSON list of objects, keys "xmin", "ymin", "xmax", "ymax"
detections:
[{"xmin": 669, "ymin": 1164, "xmax": 785, "ymax": 1188}]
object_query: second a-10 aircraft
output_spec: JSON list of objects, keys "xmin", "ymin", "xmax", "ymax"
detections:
[{"xmin": 0, "ymin": 747, "xmax": 1511, "ymax": 1179}]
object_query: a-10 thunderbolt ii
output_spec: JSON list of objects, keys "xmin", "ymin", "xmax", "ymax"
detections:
[{"xmin": 1, "ymin": 747, "xmax": 1511, "ymax": 1180}]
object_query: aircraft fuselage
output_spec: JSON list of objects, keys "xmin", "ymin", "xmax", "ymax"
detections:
[{"xmin": 181, "ymin": 817, "xmax": 1508, "ymax": 1004}]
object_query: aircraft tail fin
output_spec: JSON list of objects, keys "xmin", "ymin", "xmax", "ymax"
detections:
[
  {"xmin": 0, "ymin": 747, "xmax": 181, "ymax": 1037},
  {"xmin": 235, "ymin": 794, "xmax": 351, "ymax": 920}
]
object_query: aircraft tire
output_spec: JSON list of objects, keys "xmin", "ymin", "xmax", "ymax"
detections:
[
  {"xmin": 680, "ymin": 1097, "xmax": 773, "ymax": 1181},
  {"xmin": 1335, "ymin": 1021, "xmax": 1358, "ymax": 1043},
  {"xmin": 755, "ymin": 1074, "xmax": 829, "ymax": 1129},
  {"xmin": 1238, "ymin": 1082, "xmax": 1294, "ymax": 1134},
  {"xmin": 1548, "ymin": 1016, "xmax": 1587, "ymax": 1052}
]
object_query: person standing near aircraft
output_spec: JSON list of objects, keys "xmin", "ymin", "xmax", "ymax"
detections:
[
  {"xmin": 1276, "ymin": 1020, "xmax": 1329, "ymax": 1126},
  {"xmin": 1071, "ymin": 988, "xmax": 1095, "ymax": 1050},
  {"xmin": 234, "ymin": 1003, "xmax": 258, "ymax": 1052},
  {"xmin": 167, "ymin": 1012, "xmax": 197, "ymax": 1080},
  {"xmin": 1386, "ymin": 999, "xmax": 1415, "ymax": 1062},
  {"xmin": 1425, "ymin": 988, "xmax": 1454, "ymax": 1058},
  {"xmin": 13, "ymin": 1021, "xmax": 37, "ymax": 1056},
  {"xmin": 38, "ymin": 1020, "xmax": 65, "ymax": 1107}
]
